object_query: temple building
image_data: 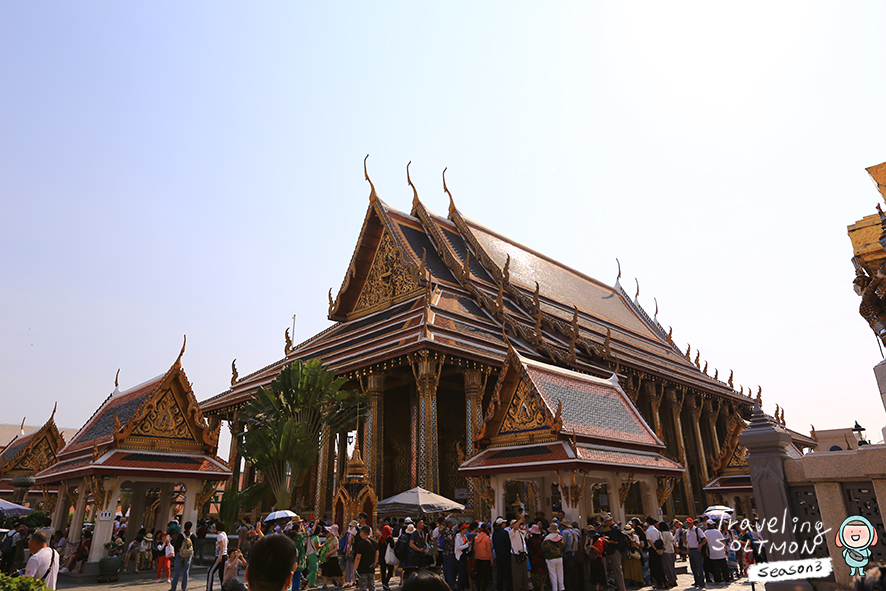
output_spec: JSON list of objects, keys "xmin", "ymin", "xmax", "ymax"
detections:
[
  {"xmin": 0, "ymin": 410, "xmax": 69, "ymax": 508},
  {"xmin": 35, "ymin": 341, "xmax": 230, "ymax": 570},
  {"xmin": 201, "ymin": 162, "xmax": 812, "ymax": 520}
]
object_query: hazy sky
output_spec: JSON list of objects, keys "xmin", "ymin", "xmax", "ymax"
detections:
[{"xmin": 3, "ymin": 3, "xmax": 886, "ymax": 450}]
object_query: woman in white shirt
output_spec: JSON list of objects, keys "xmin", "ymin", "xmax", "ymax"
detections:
[
  {"xmin": 658, "ymin": 522, "xmax": 677, "ymax": 587},
  {"xmin": 207, "ymin": 522, "xmax": 229, "ymax": 591}
]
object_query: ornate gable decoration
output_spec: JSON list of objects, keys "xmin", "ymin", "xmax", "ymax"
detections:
[
  {"xmin": 0, "ymin": 414, "xmax": 64, "ymax": 478},
  {"xmin": 496, "ymin": 381, "xmax": 554, "ymax": 441},
  {"xmin": 352, "ymin": 230, "xmax": 421, "ymax": 316},
  {"xmin": 114, "ymin": 353, "xmax": 218, "ymax": 454},
  {"xmin": 478, "ymin": 351, "xmax": 559, "ymax": 447}
]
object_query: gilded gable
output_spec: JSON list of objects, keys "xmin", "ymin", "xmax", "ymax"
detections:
[
  {"xmin": 118, "ymin": 382, "xmax": 205, "ymax": 453},
  {"xmin": 352, "ymin": 230, "xmax": 420, "ymax": 316},
  {"xmin": 492, "ymin": 381, "xmax": 556, "ymax": 445}
]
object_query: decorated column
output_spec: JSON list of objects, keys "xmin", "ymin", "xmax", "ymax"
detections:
[
  {"xmin": 686, "ymin": 396, "xmax": 710, "ymax": 489},
  {"xmin": 410, "ymin": 350, "xmax": 445, "ymax": 492},
  {"xmin": 664, "ymin": 389, "xmax": 695, "ymax": 515},
  {"xmin": 68, "ymin": 480, "xmax": 89, "ymax": 549},
  {"xmin": 702, "ymin": 398, "xmax": 722, "ymax": 462},
  {"xmin": 87, "ymin": 476, "xmax": 123, "ymax": 563},
  {"xmin": 463, "ymin": 366, "xmax": 488, "ymax": 509},
  {"xmin": 50, "ymin": 481, "xmax": 70, "ymax": 535},
  {"xmin": 363, "ymin": 371, "xmax": 385, "ymax": 497}
]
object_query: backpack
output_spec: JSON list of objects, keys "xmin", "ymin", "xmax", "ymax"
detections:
[
  {"xmin": 1, "ymin": 532, "xmax": 14, "ymax": 555},
  {"xmin": 542, "ymin": 538, "xmax": 563, "ymax": 560},
  {"xmin": 180, "ymin": 534, "xmax": 194, "ymax": 558},
  {"xmin": 394, "ymin": 535, "xmax": 409, "ymax": 562}
]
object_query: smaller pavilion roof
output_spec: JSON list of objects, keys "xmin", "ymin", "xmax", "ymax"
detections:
[
  {"xmin": 0, "ymin": 408, "xmax": 67, "ymax": 479},
  {"xmin": 36, "ymin": 340, "xmax": 229, "ymax": 485},
  {"xmin": 462, "ymin": 348, "xmax": 681, "ymax": 477},
  {"xmin": 460, "ymin": 440, "xmax": 682, "ymax": 476}
]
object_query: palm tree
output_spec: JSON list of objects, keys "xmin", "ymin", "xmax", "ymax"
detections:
[{"xmin": 236, "ymin": 359, "xmax": 365, "ymax": 510}]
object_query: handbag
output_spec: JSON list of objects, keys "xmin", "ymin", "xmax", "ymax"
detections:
[{"xmin": 385, "ymin": 542, "xmax": 399, "ymax": 566}]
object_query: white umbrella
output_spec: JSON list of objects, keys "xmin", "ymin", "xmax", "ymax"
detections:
[
  {"xmin": 0, "ymin": 499, "xmax": 33, "ymax": 518},
  {"xmin": 265, "ymin": 509, "xmax": 297, "ymax": 522},
  {"xmin": 703, "ymin": 505, "xmax": 733, "ymax": 514},
  {"xmin": 377, "ymin": 487, "xmax": 464, "ymax": 515}
]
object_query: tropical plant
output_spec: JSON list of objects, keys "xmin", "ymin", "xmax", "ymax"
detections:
[
  {"xmin": 0, "ymin": 573, "xmax": 49, "ymax": 590},
  {"xmin": 237, "ymin": 359, "xmax": 365, "ymax": 510}
]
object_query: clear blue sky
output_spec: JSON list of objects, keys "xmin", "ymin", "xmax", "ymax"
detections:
[{"xmin": 3, "ymin": 2, "xmax": 886, "ymax": 446}]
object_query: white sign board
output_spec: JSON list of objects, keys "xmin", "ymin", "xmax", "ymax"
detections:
[{"xmin": 98, "ymin": 510, "xmax": 113, "ymax": 522}]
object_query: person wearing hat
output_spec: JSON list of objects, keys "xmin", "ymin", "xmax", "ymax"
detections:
[
  {"xmin": 542, "ymin": 522, "xmax": 565, "ymax": 591},
  {"xmin": 699, "ymin": 520, "xmax": 728, "ymax": 584},
  {"xmin": 341, "ymin": 520, "xmax": 359, "ymax": 586},
  {"xmin": 600, "ymin": 515, "xmax": 626, "ymax": 591},
  {"xmin": 454, "ymin": 523, "xmax": 472, "ymax": 591},
  {"xmin": 508, "ymin": 515, "xmax": 529, "ymax": 591},
  {"xmin": 526, "ymin": 524, "xmax": 547, "ymax": 591},
  {"xmin": 320, "ymin": 524, "xmax": 343, "ymax": 588},
  {"xmin": 685, "ymin": 518, "xmax": 706, "ymax": 588}
]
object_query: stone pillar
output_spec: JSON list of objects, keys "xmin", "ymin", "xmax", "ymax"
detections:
[
  {"xmin": 126, "ymin": 483, "xmax": 147, "ymax": 545},
  {"xmin": 50, "ymin": 482, "xmax": 70, "ymax": 535},
  {"xmin": 464, "ymin": 367, "xmax": 486, "ymax": 509},
  {"xmin": 180, "ymin": 479, "xmax": 200, "ymax": 529},
  {"xmin": 410, "ymin": 350, "xmax": 445, "ymax": 492},
  {"xmin": 88, "ymin": 478, "xmax": 124, "ymax": 563},
  {"xmin": 739, "ymin": 405, "xmax": 808, "ymax": 566},
  {"xmin": 664, "ymin": 389, "xmax": 695, "ymax": 516},
  {"xmin": 873, "ymin": 359, "xmax": 886, "ymax": 414},
  {"xmin": 68, "ymin": 479, "xmax": 89, "ymax": 545},
  {"xmin": 814, "ymin": 481, "xmax": 850, "ymax": 588},
  {"xmin": 364, "ymin": 372, "xmax": 385, "ymax": 497}
]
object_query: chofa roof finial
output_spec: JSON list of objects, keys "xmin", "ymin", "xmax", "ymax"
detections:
[
  {"xmin": 443, "ymin": 167, "xmax": 456, "ymax": 214},
  {"xmin": 115, "ymin": 368, "xmax": 120, "ymax": 389},
  {"xmin": 756, "ymin": 386, "xmax": 762, "ymax": 406},
  {"xmin": 407, "ymin": 161, "xmax": 419, "ymax": 206},
  {"xmin": 616, "ymin": 258, "xmax": 622, "ymax": 282},
  {"xmin": 364, "ymin": 154, "xmax": 378, "ymax": 202},
  {"xmin": 176, "ymin": 335, "xmax": 187, "ymax": 364},
  {"xmin": 231, "ymin": 359, "xmax": 239, "ymax": 386}
]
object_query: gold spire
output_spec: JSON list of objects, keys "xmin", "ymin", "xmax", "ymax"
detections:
[
  {"xmin": 702, "ymin": 360, "xmax": 708, "ymax": 375},
  {"xmin": 347, "ymin": 436, "xmax": 366, "ymax": 478},
  {"xmin": 231, "ymin": 359, "xmax": 239, "ymax": 386},
  {"xmin": 685, "ymin": 343, "xmax": 691, "ymax": 361},
  {"xmin": 810, "ymin": 425, "xmax": 818, "ymax": 442},
  {"xmin": 775, "ymin": 403, "xmax": 781, "ymax": 423},
  {"xmin": 714, "ymin": 368, "xmax": 718, "ymax": 380},
  {"xmin": 728, "ymin": 370, "xmax": 733, "ymax": 388},
  {"xmin": 285, "ymin": 328, "xmax": 293, "ymax": 355},
  {"xmin": 364, "ymin": 155, "xmax": 377, "ymax": 202},
  {"xmin": 694, "ymin": 351, "xmax": 700, "ymax": 368},
  {"xmin": 756, "ymin": 386, "xmax": 762, "ymax": 406}
]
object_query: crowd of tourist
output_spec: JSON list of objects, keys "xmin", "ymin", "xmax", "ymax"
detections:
[
  {"xmin": 0, "ymin": 507, "xmax": 771, "ymax": 591},
  {"xmin": 217, "ymin": 507, "xmax": 769, "ymax": 591}
]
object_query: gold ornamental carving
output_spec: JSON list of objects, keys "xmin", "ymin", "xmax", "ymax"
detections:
[
  {"xmin": 133, "ymin": 389, "xmax": 188, "ymax": 438},
  {"xmin": 14, "ymin": 437, "xmax": 55, "ymax": 473},
  {"xmin": 353, "ymin": 231, "xmax": 420, "ymax": 314},
  {"xmin": 195, "ymin": 480, "xmax": 217, "ymax": 508},
  {"xmin": 656, "ymin": 476, "xmax": 677, "ymax": 508},
  {"xmin": 40, "ymin": 484, "xmax": 57, "ymax": 515},
  {"xmin": 84, "ymin": 475, "xmax": 119, "ymax": 511},
  {"xmin": 498, "ymin": 382, "xmax": 549, "ymax": 438},
  {"xmin": 618, "ymin": 474, "xmax": 637, "ymax": 505}
]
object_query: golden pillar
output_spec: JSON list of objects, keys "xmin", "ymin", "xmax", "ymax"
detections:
[
  {"xmin": 410, "ymin": 350, "xmax": 445, "ymax": 493},
  {"xmin": 644, "ymin": 381, "xmax": 664, "ymax": 437},
  {"xmin": 315, "ymin": 425, "xmax": 332, "ymax": 518},
  {"xmin": 464, "ymin": 367, "xmax": 487, "ymax": 509},
  {"xmin": 687, "ymin": 396, "xmax": 710, "ymax": 502},
  {"xmin": 664, "ymin": 388, "xmax": 695, "ymax": 515},
  {"xmin": 703, "ymin": 398, "xmax": 721, "ymax": 464},
  {"xmin": 227, "ymin": 414, "xmax": 242, "ymax": 490},
  {"xmin": 364, "ymin": 372, "xmax": 386, "ymax": 497}
]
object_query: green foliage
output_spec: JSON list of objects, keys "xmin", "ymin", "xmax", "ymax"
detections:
[
  {"xmin": 0, "ymin": 511, "xmax": 46, "ymax": 531},
  {"xmin": 218, "ymin": 487, "xmax": 240, "ymax": 532},
  {"xmin": 0, "ymin": 573, "xmax": 49, "ymax": 590},
  {"xmin": 237, "ymin": 359, "xmax": 365, "ymax": 510}
]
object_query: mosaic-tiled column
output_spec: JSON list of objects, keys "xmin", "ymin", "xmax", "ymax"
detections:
[
  {"xmin": 464, "ymin": 367, "xmax": 486, "ymax": 509},
  {"xmin": 664, "ymin": 388, "xmax": 695, "ymax": 515},
  {"xmin": 644, "ymin": 380, "xmax": 664, "ymax": 437},
  {"xmin": 410, "ymin": 350, "xmax": 445, "ymax": 493},
  {"xmin": 364, "ymin": 372, "xmax": 385, "ymax": 497}
]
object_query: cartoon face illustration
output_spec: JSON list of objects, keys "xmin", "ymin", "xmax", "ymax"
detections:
[{"xmin": 836, "ymin": 515, "xmax": 878, "ymax": 577}]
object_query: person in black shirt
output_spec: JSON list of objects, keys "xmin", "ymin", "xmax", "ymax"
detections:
[{"xmin": 353, "ymin": 526, "xmax": 378, "ymax": 591}]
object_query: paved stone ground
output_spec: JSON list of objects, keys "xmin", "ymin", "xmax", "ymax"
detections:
[{"xmin": 56, "ymin": 565, "xmax": 758, "ymax": 591}]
